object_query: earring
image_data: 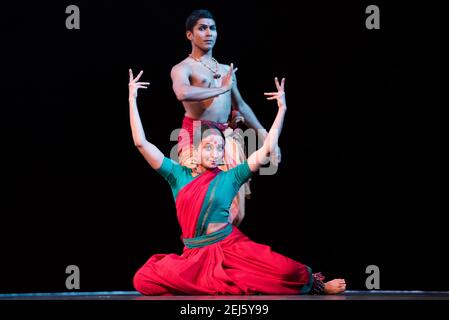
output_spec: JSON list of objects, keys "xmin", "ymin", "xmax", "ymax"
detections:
[{"xmin": 191, "ymin": 149, "xmax": 200, "ymax": 165}]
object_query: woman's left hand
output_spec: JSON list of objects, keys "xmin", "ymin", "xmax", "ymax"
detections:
[{"xmin": 264, "ymin": 77, "xmax": 286, "ymax": 109}]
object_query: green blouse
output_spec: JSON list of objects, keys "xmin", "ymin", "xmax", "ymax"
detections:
[{"xmin": 157, "ymin": 157, "xmax": 252, "ymax": 224}]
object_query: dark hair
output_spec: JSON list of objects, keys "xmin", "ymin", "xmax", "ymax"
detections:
[
  {"xmin": 185, "ymin": 9, "xmax": 215, "ymax": 32},
  {"xmin": 193, "ymin": 124, "xmax": 225, "ymax": 148}
]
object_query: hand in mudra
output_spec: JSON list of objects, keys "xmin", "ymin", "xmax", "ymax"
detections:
[
  {"xmin": 264, "ymin": 77, "xmax": 286, "ymax": 109},
  {"xmin": 264, "ymin": 77, "xmax": 286, "ymax": 165},
  {"xmin": 129, "ymin": 69, "xmax": 150, "ymax": 99},
  {"xmin": 221, "ymin": 63, "xmax": 238, "ymax": 91}
]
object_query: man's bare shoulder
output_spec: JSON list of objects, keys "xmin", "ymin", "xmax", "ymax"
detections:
[{"xmin": 172, "ymin": 58, "xmax": 193, "ymax": 74}]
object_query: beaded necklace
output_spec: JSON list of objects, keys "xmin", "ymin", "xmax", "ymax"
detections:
[{"xmin": 189, "ymin": 54, "xmax": 221, "ymax": 79}]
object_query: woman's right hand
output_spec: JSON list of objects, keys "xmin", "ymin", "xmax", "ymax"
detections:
[{"xmin": 129, "ymin": 69, "xmax": 150, "ymax": 99}]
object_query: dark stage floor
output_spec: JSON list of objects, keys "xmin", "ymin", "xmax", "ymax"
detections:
[{"xmin": 1, "ymin": 290, "xmax": 449, "ymax": 300}]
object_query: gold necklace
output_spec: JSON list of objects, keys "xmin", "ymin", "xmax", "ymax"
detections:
[{"xmin": 189, "ymin": 54, "xmax": 221, "ymax": 79}]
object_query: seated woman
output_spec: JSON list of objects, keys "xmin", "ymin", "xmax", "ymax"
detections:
[{"xmin": 128, "ymin": 69, "xmax": 346, "ymax": 295}]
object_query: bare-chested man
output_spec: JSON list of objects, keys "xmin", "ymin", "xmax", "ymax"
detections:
[{"xmin": 171, "ymin": 9, "xmax": 280, "ymax": 227}]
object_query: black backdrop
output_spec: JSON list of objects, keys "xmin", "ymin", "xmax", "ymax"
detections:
[{"xmin": 1, "ymin": 0, "xmax": 448, "ymax": 293}]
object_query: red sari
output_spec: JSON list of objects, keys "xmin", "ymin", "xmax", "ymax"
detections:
[
  {"xmin": 133, "ymin": 159, "xmax": 314, "ymax": 295},
  {"xmin": 177, "ymin": 116, "xmax": 250, "ymax": 226}
]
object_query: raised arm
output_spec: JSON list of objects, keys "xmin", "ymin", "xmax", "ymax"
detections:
[
  {"xmin": 171, "ymin": 63, "xmax": 236, "ymax": 101},
  {"xmin": 128, "ymin": 69, "xmax": 164, "ymax": 170},
  {"xmin": 247, "ymin": 77, "xmax": 287, "ymax": 172}
]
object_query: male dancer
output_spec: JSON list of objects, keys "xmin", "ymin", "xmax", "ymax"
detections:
[{"xmin": 171, "ymin": 9, "xmax": 281, "ymax": 226}]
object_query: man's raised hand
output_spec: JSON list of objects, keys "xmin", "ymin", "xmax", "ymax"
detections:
[{"xmin": 221, "ymin": 63, "xmax": 238, "ymax": 92}]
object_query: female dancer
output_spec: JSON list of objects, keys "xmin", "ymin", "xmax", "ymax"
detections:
[{"xmin": 128, "ymin": 69, "xmax": 346, "ymax": 295}]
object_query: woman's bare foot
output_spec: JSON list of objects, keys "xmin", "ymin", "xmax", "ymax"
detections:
[{"xmin": 324, "ymin": 279, "xmax": 346, "ymax": 294}]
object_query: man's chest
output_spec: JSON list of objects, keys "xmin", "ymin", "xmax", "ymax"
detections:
[{"xmin": 190, "ymin": 65, "xmax": 227, "ymax": 88}]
